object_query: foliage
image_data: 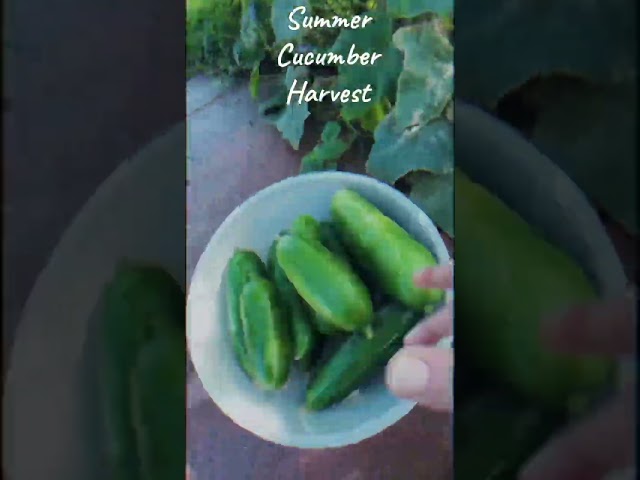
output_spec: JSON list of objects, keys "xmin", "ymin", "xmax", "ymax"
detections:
[
  {"xmin": 300, "ymin": 122, "xmax": 355, "ymax": 173},
  {"xmin": 186, "ymin": 0, "xmax": 243, "ymax": 77},
  {"xmin": 187, "ymin": 0, "xmax": 455, "ymax": 234}
]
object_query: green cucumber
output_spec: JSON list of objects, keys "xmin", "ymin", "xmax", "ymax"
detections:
[
  {"xmin": 271, "ymin": 226, "xmax": 340, "ymax": 338},
  {"xmin": 131, "ymin": 333, "xmax": 185, "ymax": 480},
  {"xmin": 276, "ymin": 234, "xmax": 374, "ymax": 333},
  {"xmin": 455, "ymin": 171, "xmax": 614, "ymax": 408},
  {"xmin": 291, "ymin": 214, "xmax": 322, "ymax": 242},
  {"xmin": 319, "ymin": 220, "xmax": 389, "ymax": 310},
  {"xmin": 240, "ymin": 277, "xmax": 293, "ymax": 389},
  {"xmin": 100, "ymin": 263, "xmax": 184, "ymax": 480},
  {"xmin": 331, "ymin": 189, "xmax": 445, "ymax": 311},
  {"xmin": 268, "ymin": 239, "xmax": 317, "ymax": 369},
  {"xmin": 305, "ymin": 304, "xmax": 421, "ymax": 411},
  {"xmin": 225, "ymin": 250, "xmax": 267, "ymax": 380},
  {"xmin": 318, "ymin": 221, "xmax": 351, "ymax": 263}
]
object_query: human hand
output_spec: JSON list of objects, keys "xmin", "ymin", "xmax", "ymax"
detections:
[
  {"xmin": 520, "ymin": 290, "xmax": 637, "ymax": 480},
  {"xmin": 385, "ymin": 263, "xmax": 454, "ymax": 412}
]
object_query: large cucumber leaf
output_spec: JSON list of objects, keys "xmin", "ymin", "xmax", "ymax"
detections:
[
  {"xmin": 233, "ymin": 0, "xmax": 271, "ymax": 69},
  {"xmin": 367, "ymin": 113, "xmax": 453, "ymax": 184},
  {"xmin": 271, "ymin": 0, "xmax": 311, "ymax": 45},
  {"xmin": 392, "ymin": 20, "xmax": 453, "ymax": 130},
  {"xmin": 409, "ymin": 171, "xmax": 454, "ymax": 237},
  {"xmin": 331, "ymin": 11, "xmax": 403, "ymax": 122},
  {"xmin": 300, "ymin": 121, "xmax": 354, "ymax": 173},
  {"xmin": 262, "ymin": 67, "xmax": 311, "ymax": 150}
]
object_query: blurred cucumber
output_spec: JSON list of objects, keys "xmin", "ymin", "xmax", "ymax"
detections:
[
  {"xmin": 99, "ymin": 262, "xmax": 184, "ymax": 480},
  {"xmin": 131, "ymin": 333, "xmax": 185, "ymax": 480},
  {"xmin": 455, "ymin": 171, "xmax": 613, "ymax": 408}
]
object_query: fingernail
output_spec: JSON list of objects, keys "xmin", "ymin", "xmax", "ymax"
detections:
[{"xmin": 386, "ymin": 353, "xmax": 429, "ymax": 398}]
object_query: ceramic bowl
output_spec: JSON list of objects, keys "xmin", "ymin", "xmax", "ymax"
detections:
[{"xmin": 186, "ymin": 171, "xmax": 451, "ymax": 449}]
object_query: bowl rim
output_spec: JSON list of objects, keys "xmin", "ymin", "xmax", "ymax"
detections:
[
  {"xmin": 186, "ymin": 170, "xmax": 451, "ymax": 449},
  {"xmin": 455, "ymin": 101, "xmax": 627, "ymax": 295}
]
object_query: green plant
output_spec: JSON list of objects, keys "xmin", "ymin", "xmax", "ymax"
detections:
[
  {"xmin": 186, "ymin": 0, "xmax": 454, "ymax": 236},
  {"xmin": 186, "ymin": 0, "xmax": 243, "ymax": 77}
]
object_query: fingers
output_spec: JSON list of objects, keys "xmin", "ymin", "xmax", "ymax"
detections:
[
  {"xmin": 414, "ymin": 263, "xmax": 454, "ymax": 289},
  {"xmin": 385, "ymin": 345, "xmax": 453, "ymax": 412},
  {"xmin": 404, "ymin": 301, "xmax": 453, "ymax": 346},
  {"xmin": 520, "ymin": 392, "xmax": 636, "ymax": 480},
  {"xmin": 542, "ymin": 289, "xmax": 637, "ymax": 355}
]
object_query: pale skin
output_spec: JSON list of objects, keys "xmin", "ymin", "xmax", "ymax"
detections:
[
  {"xmin": 385, "ymin": 263, "xmax": 454, "ymax": 412},
  {"xmin": 385, "ymin": 263, "xmax": 636, "ymax": 480}
]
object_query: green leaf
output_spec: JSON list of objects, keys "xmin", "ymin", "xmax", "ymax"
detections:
[
  {"xmin": 233, "ymin": 0, "xmax": 270, "ymax": 68},
  {"xmin": 367, "ymin": 113, "xmax": 453, "ymax": 184},
  {"xmin": 387, "ymin": 0, "xmax": 453, "ymax": 18},
  {"xmin": 527, "ymin": 77, "xmax": 637, "ymax": 233},
  {"xmin": 359, "ymin": 100, "xmax": 391, "ymax": 132},
  {"xmin": 456, "ymin": 0, "xmax": 637, "ymax": 106},
  {"xmin": 300, "ymin": 121, "xmax": 354, "ymax": 173},
  {"xmin": 187, "ymin": 0, "xmax": 243, "ymax": 76},
  {"xmin": 272, "ymin": 0, "xmax": 311, "ymax": 44},
  {"xmin": 393, "ymin": 20, "xmax": 454, "ymax": 130},
  {"xmin": 269, "ymin": 67, "xmax": 311, "ymax": 149},
  {"xmin": 331, "ymin": 11, "xmax": 403, "ymax": 121},
  {"xmin": 259, "ymin": 85, "xmax": 288, "ymax": 118},
  {"xmin": 409, "ymin": 171, "xmax": 454, "ymax": 236}
]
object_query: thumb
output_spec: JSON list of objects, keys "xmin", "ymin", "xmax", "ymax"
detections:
[{"xmin": 385, "ymin": 345, "xmax": 453, "ymax": 412}]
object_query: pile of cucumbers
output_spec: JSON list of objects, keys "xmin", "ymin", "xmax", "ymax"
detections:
[
  {"xmin": 226, "ymin": 189, "xmax": 446, "ymax": 411},
  {"xmin": 100, "ymin": 264, "xmax": 185, "ymax": 480}
]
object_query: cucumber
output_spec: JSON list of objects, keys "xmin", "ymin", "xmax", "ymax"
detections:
[
  {"xmin": 319, "ymin": 220, "xmax": 389, "ymax": 311},
  {"xmin": 268, "ymin": 238, "xmax": 317, "ymax": 368},
  {"xmin": 318, "ymin": 221, "xmax": 351, "ymax": 263},
  {"xmin": 131, "ymin": 333, "xmax": 185, "ymax": 480},
  {"xmin": 270, "ymin": 226, "xmax": 340, "ymax": 338},
  {"xmin": 240, "ymin": 277, "xmax": 293, "ymax": 389},
  {"xmin": 225, "ymin": 250, "xmax": 267, "ymax": 380},
  {"xmin": 455, "ymin": 171, "xmax": 614, "ymax": 408},
  {"xmin": 331, "ymin": 189, "xmax": 444, "ymax": 311},
  {"xmin": 305, "ymin": 304, "xmax": 421, "ymax": 411},
  {"xmin": 276, "ymin": 234, "xmax": 374, "ymax": 333},
  {"xmin": 291, "ymin": 214, "xmax": 322, "ymax": 242},
  {"xmin": 100, "ymin": 263, "xmax": 184, "ymax": 480}
]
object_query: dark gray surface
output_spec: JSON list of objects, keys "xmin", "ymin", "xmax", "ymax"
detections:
[{"xmin": 3, "ymin": 0, "xmax": 184, "ymax": 365}]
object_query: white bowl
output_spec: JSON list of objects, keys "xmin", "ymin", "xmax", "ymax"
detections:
[{"xmin": 186, "ymin": 171, "xmax": 451, "ymax": 449}]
